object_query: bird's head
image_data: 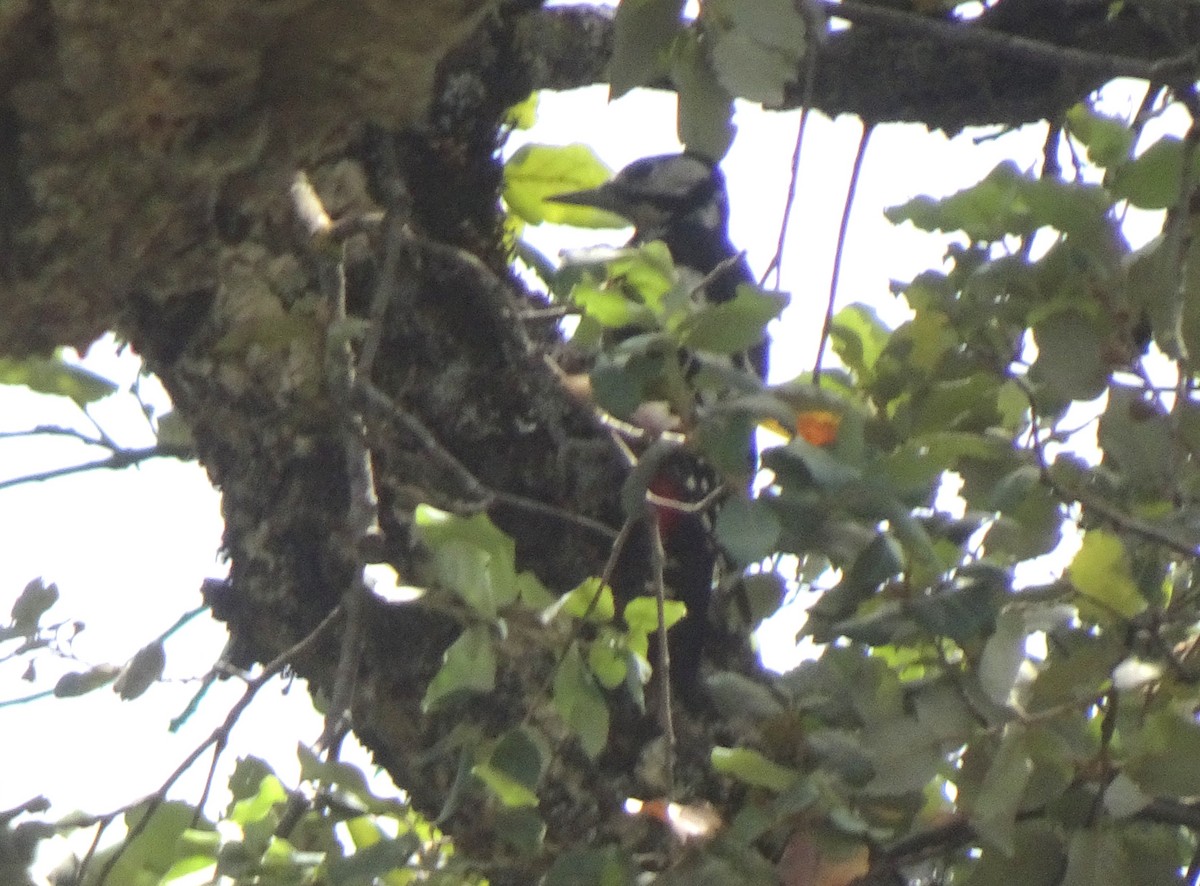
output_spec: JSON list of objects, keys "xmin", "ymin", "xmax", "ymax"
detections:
[{"xmin": 550, "ymin": 153, "xmax": 729, "ymax": 243}]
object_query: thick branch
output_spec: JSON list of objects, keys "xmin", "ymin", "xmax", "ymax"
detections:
[{"xmin": 525, "ymin": 1, "xmax": 1200, "ymax": 133}]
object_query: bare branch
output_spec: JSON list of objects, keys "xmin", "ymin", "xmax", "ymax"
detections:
[{"xmin": 0, "ymin": 445, "xmax": 195, "ymax": 492}]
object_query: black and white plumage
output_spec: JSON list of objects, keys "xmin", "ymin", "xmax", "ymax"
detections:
[
  {"xmin": 553, "ymin": 153, "xmax": 767, "ymax": 702},
  {"xmin": 553, "ymin": 153, "xmax": 766, "ymax": 381}
]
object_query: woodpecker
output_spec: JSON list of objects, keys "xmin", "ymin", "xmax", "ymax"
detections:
[
  {"xmin": 554, "ymin": 153, "xmax": 768, "ymax": 702},
  {"xmin": 553, "ymin": 153, "xmax": 766, "ymax": 380}
]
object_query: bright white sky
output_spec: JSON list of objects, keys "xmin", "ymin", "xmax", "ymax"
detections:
[{"xmin": 0, "ymin": 71, "xmax": 1170, "ymax": 877}]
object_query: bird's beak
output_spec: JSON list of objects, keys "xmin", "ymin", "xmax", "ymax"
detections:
[
  {"xmin": 545, "ymin": 183, "xmax": 632, "ymax": 228},
  {"xmin": 547, "ymin": 183, "xmax": 620, "ymax": 213}
]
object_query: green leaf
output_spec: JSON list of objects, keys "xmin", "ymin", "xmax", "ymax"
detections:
[
  {"xmin": 1067, "ymin": 530, "xmax": 1146, "ymax": 622},
  {"xmin": 1109, "ymin": 136, "xmax": 1185, "ymax": 210},
  {"xmin": 623, "ymin": 595, "xmax": 687, "ymax": 635},
  {"xmin": 0, "ymin": 354, "xmax": 118, "ymax": 406},
  {"xmin": 1026, "ymin": 629, "xmax": 1121, "ymax": 714},
  {"xmin": 295, "ymin": 745, "xmax": 391, "ymax": 813},
  {"xmin": 714, "ymin": 494, "xmax": 781, "ymax": 564},
  {"xmin": 970, "ymin": 726, "xmax": 1033, "ymax": 855},
  {"xmin": 705, "ymin": 672, "xmax": 785, "ymax": 721},
  {"xmin": 669, "ymin": 30, "xmax": 735, "ymax": 161},
  {"xmin": 694, "ymin": 408, "xmax": 759, "ymax": 479},
  {"xmin": 327, "ymin": 828, "xmax": 421, "ymax": 884},
  {"xmin": 162, "ymin": 852, "xmax": 218, "ymax": 882},
  {"xmin": 572, "ymin": 282, "xmax": 655, "ymax": 329},
  {"xmin": 911, "ymin": 680, "xmax": 974, "ymax": 742},
  {"xmin": 859, "ymin": 715, "xmax": 945, "ymax": 796},
  {"xmin": 1120, "ymin": 822, "xmax": 1195, "ymax": 886},
  {"xmin": 489, "ymin": 727, "xmax": 546, "ymax": 796},
  {"xmin": 965, "ymin": 820, "xmax": 1065, "ymax": 886},
  {"xmin": 679, "ymin": 285, "xmax": 788, "ymax": 354},
  {"xmin": 1103, "ymin": 773, "xmax": 1151, "ymax": 818},
  {"xmin": 830, "ymin": 303, "xmax": 891, "ymax": 380},
  {"xmin": 422, "ymin": 625, "xmax": 497, "ymax": 712},
  {"xmin": 702, "ymin": 0, "xmax": 807, "ymax": 105},
  {"xmin": 809, "ymin": 533, "xmax": 903, "ymax": 624},
  {"xmin": 413, "ymin": 506, "xmax": 520, "ymax": 618},
  {"xmin": 885, "ymin": 162, "xmax": 1111, "ymax": 242},
  {"xmin": 1125, "ymin": 233, "xmax": 1182, "ymax": 358},
  {"xmin": 1061, "ymin": 828, "xmax": 1136, "ymax": 886},
  {"xmin": 505, "ymin": 92, "xmax": 539, "ymax": 130},
  {"xmin": 977, "ymin": 608, "xmax": 1027, "ymax": 706},
  {"xmin": 228, "ymin": 773, "xmax": 287, "ymax": 826},
  {"xmin": 494, "ymin": 807, "xmax": 546, "ymax": 855},
  {"xmin": 711, "ymin": 746, "xmax": 800, "ymax": 792},
  {"xmin": 502, "ymin": 144, "xmax": 622, "ymax": 227},
  {"xmin": 517, "ymin": 570, "xmax": 556, "ymax": 610},
  {"xmin": 739, "ymin": 572, "xmax": 785, "ymax": 626},
  {"xmin": 554, "ymin": 578, "xmax": 615, "ymax": 625},
  {"xmin": 826, "ymin": 600, "xmax": 917, "ymax": 647},
  {"xmin": 117, "ymin": 803, "xmax": 208, "ymax": 880},
  {"xmin": 543, "ymin": 847, "xmax": 636, "ymax": 886},
  {"xmin": 590, "ymin": 354, "xmax": 647, "ymax": 419},
  {"xmin": 588, "ymin": 632, "xmax": 629, "ymax": 689},
  {"xmin": 611, "ymin": 0, "xmax": 685, "ymax": 98},
  {"xmin": 765, "ymin": 436, "xmax": 861, "ymax": 492},
  {"xmin": 982, "ymin": 480, "xmax": 1063, "ymax": 563},
  {"xmin": 53, "ymin": 663, "xmax": 120, "ymax": 697},
  {"xmin": 553, "ymin": 646, "xmax": 609, "ymax": 758},
  {"xmin": 114, "ymin": 640, "xmax": 166, "ymax": 701},
  {"xmin": 154, "ymin": 410, "xmax": 195, "ymax": 453},
  {"xmin": 590, "ymin": 338, "xmax": 672, "ymax": 419},
  {"xmin": 1098, "ymin": 384, "xmax": 1174, "ymax": 493},
  {"xmin": 473, "ymin": 763, "xmax": 539, "ymax": 808},
  {"xmin": 9, "ymin": 577, "xmax": 58, "ymax": 630},
  {"xmin": 911, "ymin": 570, "xmax": 1007, "ymax": 646},
  {"xmin": 1029, "ymin": 310, "xmax": 1108, "ymax": 405},
  {"xmin": 1124, "ymin": 707, "xmax": 1200, "ymax": 798},
  {"xmin": 227, "ymin": 758, "xmax": 275, "ymax": 804},
  {"xmin": 608, "ymin": 241, "xmax": 676, "ymax": 313},
  {"xmin": 1065, "ymin": 104, "xmax": 1135, "ymax": 169}
]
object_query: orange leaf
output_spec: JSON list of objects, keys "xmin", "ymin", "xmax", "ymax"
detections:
[{"xmin": 796, "ymin": 410, "xmax": 841, "ymax": 447}]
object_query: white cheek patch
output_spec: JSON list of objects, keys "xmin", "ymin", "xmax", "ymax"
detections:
[
  {"xmin": 693, "ymin": 202, "xmax": 722, "ymax": 230},
  {"xmin": 626, "ymin": 204, "xmax": 671, "ymax": 234},
  {"xmin": 652, "ymin": 158, "xmax": 711, "ymax": 194}
]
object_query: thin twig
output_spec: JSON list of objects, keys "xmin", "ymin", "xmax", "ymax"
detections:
[
  {"xmin": 0, "ymin": 425, "xmax": 104, "ymax": 443},
  {"xmin": 1017, "ymin": 377, "xmax": 1200, "ymax": 559},
  {"xmin": 356, "ymin": 379, "xmax": 618, "ymax": 540},
  {"xmin": 520, "ymin": 305, "xmax": 580, "ymax": 321},
  {"xmin": 0, "ymin": 445, "xmax": 195, "ymax": 492},
  {"xmin": 293, "ymin": 170, "xmax": 378, "ymax": 775},
  {"xmin": 317, "ymin": 582, "xmax": 366, "ymax": 754},
  {"xmin": 491, "ymin": 490, "xmax": 619, "ymax": 541},
  {"xmin": 761, "ymin": 29, "xmax": 819, "ymax": 288},
  {"xmin": 92, "ymin": 604, "xmax": 343, "ymax": 885},
  {"xmin": 813, "ymin": 124, "xmax": 872, "ymax": 386},
  {"xmin": 0, "ymin": 688, "xmax": 57, "ymax": 708},
  {"xmin": 354, "ymin": 380, "xmax": 493, "ymax": 508},
  {"xmin": 526, "ymin": 512, "xmax": 640, "ymax": 729},
  {"xmin": 645, "ymin": 501, "xmax": 675, "ymax": 794},
  {"xmin": 1041, "ymin": 120, "xmax": 1062, "ymax": 181},
  {"xmin": 645, "ymin": 482, "xmax": 726, "ymax": 519},
  {"xmin": 692, "ymin": 251, "xmax": 749, "ymax": 299},
  {"xmin": 358, "ymin": 211, "xmax": 416, "ymax": 377},
  {"xmin": 80, "ymin": 405, "xmax": 120, "ymax": 452}
]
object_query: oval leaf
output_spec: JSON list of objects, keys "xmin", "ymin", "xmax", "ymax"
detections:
[
  {"xmin": 114, "ymin": 641, "xmax": 166, "ymax": 701},
  {"xmin": 422, "ymin": 626, "xmax": 496, "ymax": 712}
]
